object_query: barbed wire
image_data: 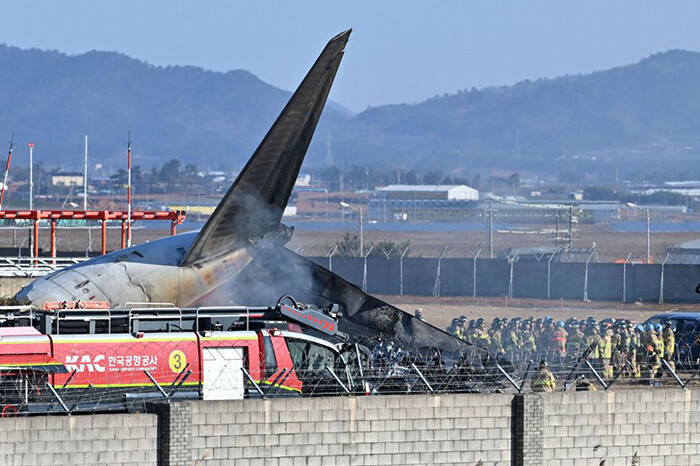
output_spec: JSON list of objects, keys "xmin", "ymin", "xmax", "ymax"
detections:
[{"xmin": 1, "ymin": 325, "xmax": 699, "ymax": 418}]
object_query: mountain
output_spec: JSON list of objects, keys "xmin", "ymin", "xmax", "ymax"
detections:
[
  {"xmin": 0, "ymin": 44, "xmax": 350, "ymax": 172},
  {"xmin": 1, "ymin": 45, "xmax": 700, "ymax": 177}
]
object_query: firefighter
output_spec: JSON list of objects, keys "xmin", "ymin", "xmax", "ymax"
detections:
[
  {"xmin": 472, "ymin": 318, "xmax": 491, "ymax": 348},
  {"xmin": 550, "ymin": 321, "xmax": 568, "ymax": 362},
  {"xmin": 414, "ymin": 308, "xmax": 425, "ymax": 322},
  {"xmin": 611, "ymin": 331, "xmax": 624, "ymax": 377},
  {"xmin": 586, "ymin": 325, "xmax": 602, "ymax": 364},
  {"xmin": 532, "ymin": 360, "xmax": 556, "ymax": 392},
  {"xmin": 662, "ymin": 321, "xmax": 675, "ymax": 371},
  {"xmin": 628, "ymin": 324, "xmax": 641, "ymax": 378},
  {"xmin": 541, "ymin": 318, "xmax": 555, "ymax": 359},
  {"xmin": 643, "ymin": 324, "xmax": 661, "ymax": 379},
  {"xmin": 644, "ymin": 343, "xmax": 661, "ymax": 381},
  {"xmin": 447, "ymin": 318, "xmax": 460, "ymax": 337},
  {"xmin": 566, "ymin": 322, "xmax": 585, "ymax": 360},
  {"xmin": 600, "ymin": 324, "xmax": 613, "ymax": 378},
  {"xmin": 488, "ymin": 318, "xmax": 504, "ymax": 356},
  {"xmin": 521, "ymin": 319, "xmax": 537, "ymax": 361}
]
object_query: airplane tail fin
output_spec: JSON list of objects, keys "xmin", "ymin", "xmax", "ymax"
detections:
[{"xmin": 181, "ymin": 30, "xmax": 351, "ymax": 266}]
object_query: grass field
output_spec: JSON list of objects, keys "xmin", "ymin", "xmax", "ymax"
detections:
[{"xmin": 0, "ymin": 220, "xmax": 695, "ymax": 261}]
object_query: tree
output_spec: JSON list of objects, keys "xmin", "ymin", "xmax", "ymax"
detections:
[
  {"xmin": 405, "ymin": 170, "xmax": 419, "ymax": 185},
  {"xmin": 583, "ymin": 186, "xmax": 619, "ymax": 201},
  {"xmin": 423, "ymin": 170, "xmax": 443, "ymax": 185},
  {"xmin": 335, "ymin": 233, "xmax": 361, "ymax": 257},
  {"xmin": 508, "ymin": 173, "xmax": 520, "ymax": 190},
  {"xmin": 160, "ymin": 159, "xmax": 182, "ymax": 185},
  {"xmin": 111, "ymin": 168, "xmax": 128, "ymax": 186}
]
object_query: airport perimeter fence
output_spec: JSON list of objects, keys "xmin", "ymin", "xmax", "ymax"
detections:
[
  {"xmin": 3, "ymin": 333, "xmax": 700, "ymax": 418},
  {"xmin": 309, "ymin": 254, "xmax": 700, "ymax": 303}
]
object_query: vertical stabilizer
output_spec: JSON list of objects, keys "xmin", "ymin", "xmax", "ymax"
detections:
[{"xmin": 182, "ymin": 30, "xmax": 351, "ymax": 265}]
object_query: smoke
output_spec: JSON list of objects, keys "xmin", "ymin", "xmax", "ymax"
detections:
[{"xmin": 193, "ymin": 242, "xmax": 486, "ymax": 363}]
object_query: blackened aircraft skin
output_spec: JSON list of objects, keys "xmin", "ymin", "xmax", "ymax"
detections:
[{"xmin": 15, "ymin": 30, "xmax": 483, "ymax": 360}]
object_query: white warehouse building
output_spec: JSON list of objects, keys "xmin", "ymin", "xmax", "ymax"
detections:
[
  {"xmin": 375, "ymin": 185, "xmax": 479, "ymax": 201},
  {"xmin": 369, "ymin": 184, "xmax": 480, "ymax": 221}
]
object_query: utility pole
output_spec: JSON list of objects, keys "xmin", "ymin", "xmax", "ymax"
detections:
[
  {"xmin": 626, "ymin": 203, "xmax": 651, "ymax": 264},
  {"xmin": 0, "ymin": 135, "xmax": 14, "ymax": 209},
  {"xmin": 340, "ymin": 202, "xmax": 364, "ymax": 257},
  {"xmin": 568, "ymin": 206, "xmax": 573, "ymax": 251},
  {"xmin": 645, "ymin": 208, "xmax": 650, "ymax": 264},
  {"xmin": 488, "ymin": 204, "xmax": 494, "ymax": 259},
  {"xmin": 28, "ymin": 142, "xmax": 34, "ymax": 210},
  {"xmin": 127, "ymin": 134, "xmax": 132, "ymax": 248},
  {"xmin": 485, "ymin": 200, "xmax": 495, "ymax": 258},
  {"xmin": 83, "ymin": 135, "xmax": 88, "ymax": 210}
]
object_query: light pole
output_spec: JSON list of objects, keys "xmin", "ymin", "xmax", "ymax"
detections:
[
  {"xmin": 340, "ymin": 201, "xmax": 364, "ymax": 257},
  {"xmin": 28, "ymin": 142, "xmax": 33, "ymax": 210},
  {"xmin": 626, "ymin": 202, "xmax": 650, "ymax": 264}
]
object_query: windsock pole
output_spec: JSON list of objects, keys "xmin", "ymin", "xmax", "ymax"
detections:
[
  {"xmin": 127, "ymin": 133, "xmax": 132, "ymax": 248},
  {"xmin": 0, "ymin": 134, "xmax": 15, "ymax": 209}
]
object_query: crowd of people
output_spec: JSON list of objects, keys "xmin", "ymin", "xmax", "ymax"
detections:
[{"xmin": 444, "ymin": 315, "xmax": 681, "ymax": 390}]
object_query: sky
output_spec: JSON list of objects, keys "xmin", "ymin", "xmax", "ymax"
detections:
[{"xmin": 1, "ymin": 1, "xmax": 700, "ymax": 112}]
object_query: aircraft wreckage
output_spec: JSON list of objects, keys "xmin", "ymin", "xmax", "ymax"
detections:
[{"xmin": 16, "ymin": 30, "xmax": 489, "ymax": 372}]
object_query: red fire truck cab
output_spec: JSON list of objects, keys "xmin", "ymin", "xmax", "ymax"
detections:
[{"xmin": 0, "ymin": 298, "xmax": 365, "ymax": 414}]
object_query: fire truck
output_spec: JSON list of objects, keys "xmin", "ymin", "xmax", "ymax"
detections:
[{"xmin": 0, "ymin": 297, "xmax": 367, "ymax": 415}]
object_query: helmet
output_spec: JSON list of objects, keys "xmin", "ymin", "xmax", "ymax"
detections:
[
  {"xmin": 655, "ymin": 324, "xmax": 663, "ymax": 332},
  {"xmin": 646, "ymin": 323, "xmax": 654, "ymax": 332},
  {"xmin": 636, "ymin": 324, "xmax": 644, "ymax": 332},
  {"xmin": 557, "ymin": 321, "xmax": 565, "ymax": 328}
]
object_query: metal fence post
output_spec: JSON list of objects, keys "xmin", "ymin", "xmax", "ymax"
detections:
[
  {"xmin": 659, "ymin": 253, "xmax": 670, "ymax": 304},
  {"xmin": 622, "ymin": 252, "xmax": 631, "ymax": 303},
  {"xmin": 362, "ymin": 246, "xmax": 374, "ymax": 292},
  {"xmin": 433, "ymin": 247, "xmax": 448, "ymax": 297},
  {"xmin": 583, "ymin": 250, "xmax": 595, "ymax": 302},
  {"xmin": 399, "ymin": 248, "xmax": 408, "ymax": 296},
  {"xmin": 327, "ymin": 245, "xmax": 337, "ymax": 272},
  {"xmin": 472, "ymin": 249, "xmax": 482, "ymax": 298},
  {"xmin": 507, "ymin": 250, "xmax": 518, "ymax": 299},
  {"xmin": 547, "ymin": 251, "xmax": 557, "ymax": 299}
]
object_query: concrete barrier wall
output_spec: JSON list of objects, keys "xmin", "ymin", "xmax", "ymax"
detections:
[
  {"xmin": 4, "ymin": 390, "xmax": 700, "ymax": 465},
  {"xmin": 542, "ymin": 389, "xmax": 700, "ymax": 466},
  {"xmin": 310, "ymin": 257, "xmax": 700, "ymax": 303},
  {"xmin": 190, "ymin": 394, "xmax": 513, "ymax": 465},
  {"xmin": 0, "ymin": 413, "xmax": 158, "ymax": 465}
]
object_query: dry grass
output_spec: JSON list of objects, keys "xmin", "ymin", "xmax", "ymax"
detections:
[{"xmin": 287, "ymin": 223, "xmax": 700, "ymax": 260}]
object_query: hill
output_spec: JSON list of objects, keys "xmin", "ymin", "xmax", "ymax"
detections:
[
  {"xmin": 1, "ymin": 45, "xmax": 700, "ymax": 178},
  {"xmin": 0, "ymin": 44, "xmax": 349, "ymax": 171},
  {"xmin": 348, "ymin": 50, "xmax": 700, "ymax": 177}
]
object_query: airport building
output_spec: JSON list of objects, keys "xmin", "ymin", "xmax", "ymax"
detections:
[{"xmin": 369, "ymin": 184, "xmax": 479, "ymax": 221}]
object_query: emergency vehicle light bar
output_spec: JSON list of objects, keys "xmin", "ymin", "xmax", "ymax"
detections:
[{"xmin": 279, "ymin": 304, "xmax": 338, "ymax": 336}]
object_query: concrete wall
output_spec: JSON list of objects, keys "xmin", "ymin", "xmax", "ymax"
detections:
[
  {"xmin": 0, "ymin": 413, "xmax": 158, "ymax": 465},
  {"xmin": 542, "ymin": 389, "xmax": 700, "ymax": 466},
  {"xmin": 4, "ymin": 389, "xmax": 700, "ymax": 465},
  {"xmin": 190, "ymin": 394, "xmax": 512, "ymax": 466},
  {"xmin": 310, "ymin": 257, "xmax": 700, "ymax": 303}
]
